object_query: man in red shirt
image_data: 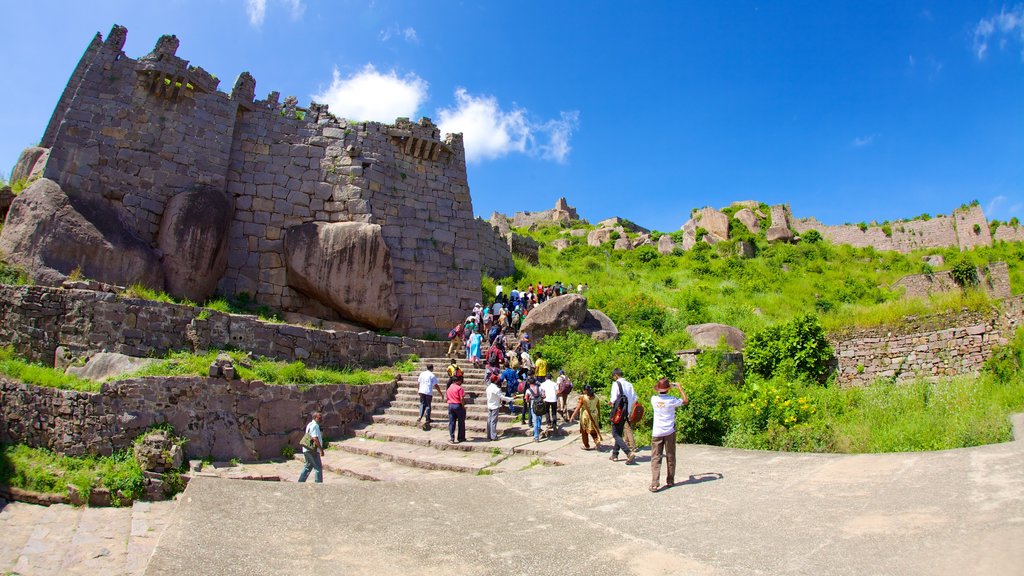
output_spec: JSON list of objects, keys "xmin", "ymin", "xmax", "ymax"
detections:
[{"xmin": 446, "ymin": 375, "xmax": 467, "ymax": 444}]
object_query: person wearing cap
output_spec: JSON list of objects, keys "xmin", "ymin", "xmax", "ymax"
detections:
[
  {"xmin": 569, "ymin": 385, "xmax": 602, "ymax": 450},
  {"xmin": 485, "ymin": 373, "xmax": 515, "ymax": 441},
  {"xmin": 608, "ymin": 368, "xmax": 638, "ymax": 464},
  {"xmin": 650, "ymin": 377, "xmax": 689, "ymax": 492}
]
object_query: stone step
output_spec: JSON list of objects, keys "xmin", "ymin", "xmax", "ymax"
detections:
[
  {"xmin": 317, "ymin": 447, "xmax": 464, "ymax": 482},
  {"xmin": 331, "ymin": 436, "xmax": 510, "ymax": 474},
  {"xmin": 384, "ymin": 406, "xmax": 521, "ymax": 423},
  {"xmin": 126, "ymin": 500, "xmax": 179, "ymax": 575},
  {"xmin": 354, "ymin": 423, "xmax": 577, "ymax": 460},
  {"xmin": 371, "ymin": 413, "xmax": 508, "ymax": 433},
  {"xmin": 62, "ymin": 505, "xmax": 133, "ymax": 575}
]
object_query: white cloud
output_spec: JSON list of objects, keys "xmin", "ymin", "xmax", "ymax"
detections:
[
  {"xmin": 984, "ymin": 195, "xmax": 1024, "ymax": 220},
  {"xmin": 973, "ymin": 5, "xmax": 1024, "ymax": 60},
  {"xmin": 851, "ymin": 134, "xmax": 878, "ymax": 148},
  {"xmin": 246, "ymin": 0, "xmax": 266, "ymax": 26},
  {"xmin": 311, "ymin": 64, "xmax": 428, "ymax": 122},
  {"xmin": 380, "ymin": 24, "xmax": 420, "ymax": 44},
  {"xmin": 437, "ymin": 89, "xmax": 579, "ymax": 164},
  {"xmin": 246, "ymin": 0, "xmax": 305, "ymax": 27}
]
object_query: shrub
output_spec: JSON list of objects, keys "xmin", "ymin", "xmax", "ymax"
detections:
[
  {"xmin": 602, "ymin": 293, "xmax": 669, "ymax": 334},
  {"xmin": 675, "ymin": 349, "xmax": 741, "ymax": 445},
  {"xmin": 801, "ymin": 230, "xmax": 822, "ymax": 244},
  {"xmin": 949, "ymin": 258, "xmax": 978, "ymax": 288},
  {"xmin": 745, "ymin": 314, "xmax": 834, "ymax": 383}
]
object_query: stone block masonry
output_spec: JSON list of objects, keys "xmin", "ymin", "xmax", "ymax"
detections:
[
  {"xmin": 35, "ymin": 25, "xmax": 498, "ymax": 336},
  {"xmin": 892, "ymin": 261, "xmax": 1012, "ymax": 300},
  {"xmin": 0, "ymin": 285, "xmax": 446, "ymax": 368},
  {"xmin": 830, "ymin": 294, "xmax": 1024, "ymax": 386},
  {"xmin": 792, "ymin": 205, "xmax": 992, "ymax": 254},
  {"xmin": 0, "ymin": 376, "xmax": 395, "ymax": 461}
]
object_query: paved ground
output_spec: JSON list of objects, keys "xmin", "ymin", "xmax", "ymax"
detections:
[{"xmin": 145, "ymin": 434, "xmax": 1024, "ymax": 576}]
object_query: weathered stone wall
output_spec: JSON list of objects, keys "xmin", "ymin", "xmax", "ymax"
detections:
[
  {"xmin": 793, "ymin": 206, "xmax": 992, "ymax": 254},
  {"xmin": 892, "ymin": 261, "xmax": 1012, "ymax": 300},
  {"xmin": 475, "ymin": 219, "xmax": 516, "ymax": 278},
  {"xmin": 993, "ymin": 224, "xmax": 1024, "ymax": 243},
  {"xmin": 33, "ymin": 25, "xmax": 494, "ymax": 336},
  {"xmin": 0, "ymin": 376, "xmax": 395, "ymax": 460},
  {"xmin": 830, "ymin": 295, "xmax": 1024, "ymax": 386},
  {"xmin": 0, "ymin": 285, "xmax": 446, "ymax": 367}
]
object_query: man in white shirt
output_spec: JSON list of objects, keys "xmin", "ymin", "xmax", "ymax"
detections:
[
  {"xmin": 298, "ymin": 412, "xmax": 324, "ymax": 483},
  {"xmin": 650, "ymin": 378, "xmax": 688, "ymax": 492},
  {"xmin": 484, "ymin": 374, "xmax": 515, "ymax": 440},
  {"xmin": 539, "ymin": 375, "xmax": 559, "ymax": 434},
  {"xmin": 417, "ymin": 364, "xmax": 442, "ymax": 429},
  {"xmin": 608, "ymin": 368, "xmax": 638, "ymax": 464}
]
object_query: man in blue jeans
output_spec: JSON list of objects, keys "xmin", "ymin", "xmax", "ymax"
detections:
[
  {"xmin": 446, "ymin": 376, "xmax": 467, "ymax": 444},
  {"xmin": 608, "ymin": 368, "xmax": 638, "ymax": 465},
  {"xmin": 298, "ymin": 411, "xmax": 324, "ymax": 483}
]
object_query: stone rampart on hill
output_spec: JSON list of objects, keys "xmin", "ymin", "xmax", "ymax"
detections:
[
  {"xmin": 25, "ymin": 25, "xmax": 501, "ymax": 336},
  {"xmin": 0, "ymin": 376, "xmax": 394, "ymax": 461},
  {"xmin": 0, "ymin": 285, "xmax": 446, "ymax": 368},
  {"xmin": 892, "ymin": 261, "xmax": 1012, "ymax": 300},
  {"xmin": 830, "ymin": 295, "xmax": 1024, "ymax": 386},
  {"xmin": 792, "ymin": 205, "xmax": 991, "ymax": 254}
]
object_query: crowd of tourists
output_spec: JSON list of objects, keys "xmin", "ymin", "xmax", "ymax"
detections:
[{"xmin": 300, "ymin": 281, "xmax": 691, "ymax": 494}]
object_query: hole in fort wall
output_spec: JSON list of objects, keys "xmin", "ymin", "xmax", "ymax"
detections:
[{"xmin": 362, "ymin": 162, "xmax": 371, "ymax": 170}]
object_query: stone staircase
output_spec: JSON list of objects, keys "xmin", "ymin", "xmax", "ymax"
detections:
[
  {"xmin": 314, "ymin": 356, "xmax": 579, "ymax": 482},
  {"xmin": 0, "ymin": 497, "xmax": 178, "ymax": 575}
]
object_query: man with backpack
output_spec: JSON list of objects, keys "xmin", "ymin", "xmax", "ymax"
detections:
[
  {"xmin": 525, "ymin": 377, "xmax": 545, "ymax": 442},
  {"xmin": 539, "ymin": 374, "xmax": 559, "ymax": 437},
  {"xmin": 555, "ymin": 370, "xmax": 572, "ymax": 420},
  {"xmin": 608, "ymin": 368, "xmax": 638, "ymax": 465},
  {"xmin": 485, "ymin": 374, "xmax": 515, "ymax": 441}
]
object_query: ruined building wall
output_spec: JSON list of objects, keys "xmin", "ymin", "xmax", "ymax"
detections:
[
  {"xmin": 891, "ymin": 261, "xmax": 1012, "ymax": 300},
  {"xmin": 792, "ymin": 206, "xmax": 992, "ymax": 254},
  {"xmin": 34, "ymin": 26, "xmax": 489, "ymax": 336},
  {"xmin": 474, "ymin": 218, "xmax": 516, "ymax": 279}
]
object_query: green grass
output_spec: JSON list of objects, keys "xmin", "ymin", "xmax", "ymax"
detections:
[
  {"xmin": 0, "ymin": 259, "xmax": 29, "ymax": 285},
  {"xmin": 122, "ymin": 349, "xmax": 417, "ymax": 387},
  {"xmin": 0, "ymin": 443, "xmax": 146, "ymax": 506},
  {"xmin": 0, "ymin": 346, "xmax": 99, "ymax": 391}
]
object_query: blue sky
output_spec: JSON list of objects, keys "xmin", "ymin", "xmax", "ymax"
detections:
[{"xmin": 1, "ymin": 1, "xmax": 1021, "ymax": 232}]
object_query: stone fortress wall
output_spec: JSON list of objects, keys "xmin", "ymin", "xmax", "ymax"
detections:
[
  {"xmin": 892, "ymin": 261, "xmax": 1012, "ymax": 300},
  {"xmin": 34, "ymin": 25, "xmax": 498, "ymax": 336},
  {"xmin": 0, "ymin": 285, "xmax": 446, "ymax": 369},
  {"xmin": 0, "ymin": 376, "xmax": 395, "ymax": 461},
  {"xmin": 830, "ymin": 295, "xmax": 1024, "ymax": 386},
  {"xmin": 791, "ymin": 204, "xmax": 993, "ymax": 254}
]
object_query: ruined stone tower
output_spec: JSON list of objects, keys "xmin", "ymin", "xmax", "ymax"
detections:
[{"xmin": 26, "ymin": 24, "xmax": 501, "ymax": 336}]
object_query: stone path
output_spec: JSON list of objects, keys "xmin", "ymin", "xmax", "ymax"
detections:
[
  {"xmin": 0, "ymin": 497, "xmax": 177, "ymax": 575},
  {"xmin": 146, "ymin": 433, "xmax": 1024, "ymax": 576}
]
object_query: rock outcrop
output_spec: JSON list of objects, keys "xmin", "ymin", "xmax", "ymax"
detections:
[
  {"xmin": 657, "ymin": 234, "xmax": 676, "ymax": 254},
  {"xmin": 65, "ymin": 352, "xmax": 159, "ymax": 381},
  {"xmin": 9, "ymin": 146, "xmax": 49, "ymax": 184},
  {"xmin": 579, "ymin": 309, "xmax": 619, "ymax": 341},
  {"xmin": 551, "ymin": 239, "xmax": 571, "ymax": 251},
  {"xmin": 157, "ymin": 186, "xmax": 234, "ymax": 302},
  {"xmin": 0, "ymin": 178, "xmax": 163, "ymax": 289},
  {"xmin": 686, "ymin": 323, "xmax": 746, "ymax": 352},
  {"xmin": 519, "ymin": 294, "xmax": 589, "ymax": 342},
  {"xmin": 734, "ymin": 208, "xmax": 761, "ymax": 234},
  {"xmin": 0, "ymin": 186, "xmax": 13, "ymax": 221},
  {"xmin": 284, "ymin": 221, "xmax": 398, "ymax": 330},
  {"xmin": 766, "ymin": 205, "xmax": 795, "ymax": 243}
]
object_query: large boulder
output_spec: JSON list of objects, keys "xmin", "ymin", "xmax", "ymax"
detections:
[
  {"xmin": 579, "ymin": 308, "xmax": 619, "ymax": 342},
  {"xmin": 694, "ymin": 207, "xmax": 729, "ymax": 241},
  {"xmin": 613, "ymin": 236, "xmax": 632, "ymax": 251},
  {"xmin": 734, "ymin": 208, "xmax": 761, "ymax": 234},
  {"xmin": 284, "ymin": 221, "xmax": 398, "ymax": 329},
  {"xmin": 686, "ymin": 323, "xmax": 746, "ymax": 352},
  {"xmin": 0, "ymin": 178, "xmax": 163, "ymax": 288},
  {"xmin": 520, "ymin": 294, "xmax": 589, "ymax": 342},
  {"xmin": 551, "ymin": 239, "xmax": 571, "ymax": 251},
  {"xmin": 9, "ymin": 146, "xmax": 49, "ymax": 184},
  {"xmin": 66, "ymin": 352, "xmax": 159, "ymax": 381},
  {"xmin": 157, "ymin": 186, "xmax": 234, "ymax": 302},
  {"xmin": 0, "ymin": 186, "xmax": 13, "ymax": 221},
  {"xmin": 587, "ymin": 227, "xmax": 615, "ymax": 247},
  {"xmin": 657, "ymin": 234, "xmax": 676, "ymax": 254}
]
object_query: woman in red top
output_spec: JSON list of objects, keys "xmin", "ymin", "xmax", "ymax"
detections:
[{"xmin": 446, "ymin": 376, "xmax": 467, "ymax": 444}]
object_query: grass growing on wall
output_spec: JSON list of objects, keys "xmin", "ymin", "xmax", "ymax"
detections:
[
  {"xmin": 0, "ymin": 346, "xmax": 99, "ymax": 392},
  {"xmin": 123, "ymin": 350, "xmax": 419, "ymax": 387},
  {"xmin": 0, "ymin": 443, "xmax": 146, "ymax": 505}
]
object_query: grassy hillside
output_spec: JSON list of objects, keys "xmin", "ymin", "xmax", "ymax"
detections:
[{"xmin": 484, "ymin": 219, "xmax": 1024, "ymax": 453}]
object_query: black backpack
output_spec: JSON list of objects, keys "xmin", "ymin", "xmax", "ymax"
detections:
[{"xmin": 531, "ymin": 388, "xmax": 547, "ymax": 416}]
